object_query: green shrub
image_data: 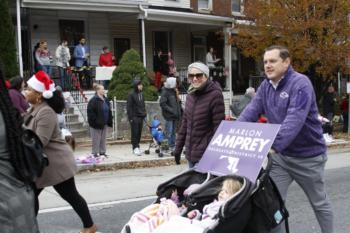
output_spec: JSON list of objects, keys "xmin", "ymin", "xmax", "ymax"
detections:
[
  {"xmin": 0, "ymin": 0, "xmax": 18, "ymax": 78},
  {"xmin": 108, "ymin": 49, "xmax": 158, "ymax": 101}
]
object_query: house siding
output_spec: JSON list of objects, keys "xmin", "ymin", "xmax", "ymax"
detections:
[
  {"xmin": 144, "ymin": 21, "xmax": 191, "ymax": 72},
  {"xmin": 88, "ymin": 12, "xmax": 111, "ymax": 65},
  {"xmin": 30, "ymin": 9, "xmax": 110, "ymax": 66},
  {"xmin": 30, "ymin": 10, "xmax": 60, "ymax": 56},
  {"xmin": 148, "ymin": 0, "xmax": 191, "ymax": 8},
  {"xmin": 190, "ymin": 0, "xmax": 198, "ymax": 11},
  {"xmin": 212, "ymin": 0, "xmax": 231, "ymax": 17}
]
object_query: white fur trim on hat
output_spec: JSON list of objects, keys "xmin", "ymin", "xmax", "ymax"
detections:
[
  {"xmin": 188, "ymin": 62, "xmax": 210, "ymax": 78},
  {"xmin": 43, "ymin": 90, "xmax": 53, "ymax": 99},
  {"xmin": 27, "ymin": 71, "xmax": 55, "ymax": 99}
]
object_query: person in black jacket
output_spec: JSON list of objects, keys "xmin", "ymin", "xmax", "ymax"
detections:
[
  {"xmin": 160, "ymin": 77, "xmax": 182, "ymax": 151},
  {"xmin": 87, "ymin": 84, "xmax": 112, "ymax": 157},
  {"xmin": 322, "ymin": 85, "xmax": 336, "ymax": 124},
  {"xmin": 127, "ymin": 80, "xmax": 146, "ymax": 156}
]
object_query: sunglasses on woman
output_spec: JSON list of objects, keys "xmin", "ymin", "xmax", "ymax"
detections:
[{"xmin": 188, "ymin": 73, "xmax": 204, "ymax": 79}]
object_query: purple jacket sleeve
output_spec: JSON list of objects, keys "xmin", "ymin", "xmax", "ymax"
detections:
[
  {"xmin": 272, "ymin": 84, "xmax": 312, "ymax": 153},
  {"xmin": 237, "ymin": 82, "xmax": 265, "ymax": 122}
]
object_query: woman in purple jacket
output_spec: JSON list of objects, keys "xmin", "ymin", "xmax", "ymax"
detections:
[
  {"xmin": 173, "ymin": 62, "xmax": 225, "ymax": 167},
  {"xmin": 8, "ymin": 76, "xmax": 29, "ymax": 115}
]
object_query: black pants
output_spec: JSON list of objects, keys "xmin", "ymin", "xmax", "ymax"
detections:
[
  {"xmin": 343, "ymin": 113, "xmax": 349, "ymax": 132},
  {"xmin": 34, "ymin": 177, "xmax": 94, "ymax": 228},
  {"xmin": 130, "ymin": 117, "xmax": 144, "ymax": 149}
]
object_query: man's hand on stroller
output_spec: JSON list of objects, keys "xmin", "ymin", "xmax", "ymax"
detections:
[{"xmin": 269, "ymin": 149, "xmax": 277, "ymax": 155}]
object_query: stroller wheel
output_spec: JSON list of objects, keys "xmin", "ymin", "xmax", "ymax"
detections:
[
  {"xmin": 158, "ymin": 152, "xmax": 164, "ymax": 157},
  {"xmin": 145, "ymin": 150, "xmax": 150, "ymax": 154},
  {"xmin": 155, "ymin": 149, "xmax": 160, "ymax": 153}
]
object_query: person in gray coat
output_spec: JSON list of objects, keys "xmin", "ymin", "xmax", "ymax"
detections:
[
  {"xmin": 230, "ymin": 87, "xmax": 255, "ymax": 117},
  {"xmin": 160, "ymin": 77, "xmax": 182, "ymax": 151},
  {"xmin": 0, "ymin": 64, "xmax": 39, "ymax": 233}
]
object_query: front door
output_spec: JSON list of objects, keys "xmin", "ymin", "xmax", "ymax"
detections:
[
  {"xmin": 114, "ymin": 38, "xmax": 130, "ymax": 65},
  {"xmin": 59, "ymin": 20, "xmax": 85, "ymax": 66},
  {"xmin": 153, "ymin": 31, "xmax": 172, "ymax": 75}
]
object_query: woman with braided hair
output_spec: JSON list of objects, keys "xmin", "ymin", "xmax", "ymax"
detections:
[{"xmin": 0, "ymin": 63, "xmax": 39, "ymax": 232}]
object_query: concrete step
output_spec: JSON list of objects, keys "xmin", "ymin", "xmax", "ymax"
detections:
[
  {"xmin": 64, "ymin": 107, "xmax": 74, "ymax": 114},
  {"xmin": 71, "ymin": 128, "xmax": 89, "ymax": 138},
  {"xmin": 66, "ymin": 121, "xmax": 85, "ymax": 130},
  {"xmin": 65, "ymin": 113, "xmax": 79, "ymax": 122}
]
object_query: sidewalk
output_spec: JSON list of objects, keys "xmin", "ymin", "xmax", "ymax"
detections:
[
  {"xmin": 74, "ymin": 138, "xmax": 350, "ymax": 173},
  {"xmin": 75, "ymin": 143, "xmax": 179, "ymax": 173}
]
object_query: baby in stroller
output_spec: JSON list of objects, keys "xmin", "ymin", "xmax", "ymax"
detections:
[
  {"xmin": 145, "ymin": 118, "xmax": 168, "ymax": 157},
  {"xmin": 121, "ymin": 177, "xmax": 242, "ymax": 233}
]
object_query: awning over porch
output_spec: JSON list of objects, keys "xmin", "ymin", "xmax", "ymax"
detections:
[
  {"xmin": 144, "ymin": 9, "xmax": 233, "ymax": 26},
  {"xmin": 21, "ymin": 0, "xmax": 146, "ymax": 12}
]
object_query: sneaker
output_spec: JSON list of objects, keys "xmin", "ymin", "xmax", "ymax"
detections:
[
  {"xmin": 92, "ymin": 154, "xmax": 99, "ymax": 158},
  {"xmin": 100, "ymin": 153, "xmax": 109, "ymax": 158},
  {"xmin": 133, "ymin": 147, "xmax": 142, "ymax": 156}
]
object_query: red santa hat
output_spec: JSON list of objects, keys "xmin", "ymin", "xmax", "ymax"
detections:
[{"xmin": 27, "ymin": 71, "xmax": 55, "ymax": 99}]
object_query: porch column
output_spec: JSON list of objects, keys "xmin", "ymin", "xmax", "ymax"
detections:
[
  {"xmin": 224, "ymin": 24, "xmax": 232, "ymax": 112},
  {"xmin": 16, "ymin": 0, "xmax": 23, "ymax": 77},
  {"xmin": 138, "ymin": 16, "xmax": 147, "ymax": 68}
]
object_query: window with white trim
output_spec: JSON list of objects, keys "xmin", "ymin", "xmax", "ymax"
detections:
[
  {"xmin": 198, "ymin": 0, "xmax": 212, "ymax": 10},
  {"xmin": 232, "ymin": 0, "xmax": 241, "ymax": 12}
]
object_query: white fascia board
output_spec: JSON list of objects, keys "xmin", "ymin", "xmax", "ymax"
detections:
[
  {"xmin": 234, "ymin": 19, "xmax": 255, "ymax": 26},
  {"xmin": 145, "ymin": 9, "xmax": 233, "ymax": 26},
  {"xmin": 22, "ymin": 0, "xmax": 147, "ymax": 13}
]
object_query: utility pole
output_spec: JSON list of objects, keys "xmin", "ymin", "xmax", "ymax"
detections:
[{"xmin": 347, "ymin": 80, "xmax": 350, "ymax": 134}]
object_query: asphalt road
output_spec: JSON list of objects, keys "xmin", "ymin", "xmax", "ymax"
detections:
[{"xmin": 38, "ymin": 166, "xmax": 350, "ymax": 233}]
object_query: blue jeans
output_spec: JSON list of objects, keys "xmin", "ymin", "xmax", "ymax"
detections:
[
  {"xmin": 42, "ymin": 65, "xmax": 52, "ymax": 76},
  {"xmin": 165, "ymin": 120, "xmax": 177, "ymax": 148},
  {"xmin": 58, "ymin": 67, "xmax": 67, "ymax": 90}
]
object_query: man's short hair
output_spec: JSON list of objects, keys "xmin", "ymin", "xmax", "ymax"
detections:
[{"xmin": 265, "ymin": 45, "xmax": 290, "ymax": 60}]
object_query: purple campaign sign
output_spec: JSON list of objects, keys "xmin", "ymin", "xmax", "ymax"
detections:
[{"xmin": 196, "ymin": 121, "xmax": 280, "ymax": 183}]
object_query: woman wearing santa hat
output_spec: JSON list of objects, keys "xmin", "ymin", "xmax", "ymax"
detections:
[{"xmin": 24, "ymin": 71, "xmax": 97, "ymax": 233}]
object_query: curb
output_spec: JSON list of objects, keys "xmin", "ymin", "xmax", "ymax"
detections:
[
  {"xmin": 327, "ymin": 142, "xmax": 350, "ymax": 150},
  {"xmin": 76, "ymin": 138, "xmax": 153, "ymax": 148},
  {"xmin": 76, "ymin": 142, "xmax": 350, "ymax": 174},
  {"xmin": 76, "ymin": 157, "xmax": 186, "ymax": 173}
]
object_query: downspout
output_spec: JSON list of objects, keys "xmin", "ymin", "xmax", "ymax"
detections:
[
  {"xmin": 224, "ymin": 24, "xmax": 233, "ymax": 114},
  {"xmin": 138, "ymin": 4, "xmax": 147, "ymax": 68},
  {"xmin": 16, "ymin": 0, "xmax": 23, "ymax": 77}
]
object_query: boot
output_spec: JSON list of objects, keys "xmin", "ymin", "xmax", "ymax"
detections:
[{"xmin": 80, "ymin": 224, "xmax": 97, "ymax": 233}]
